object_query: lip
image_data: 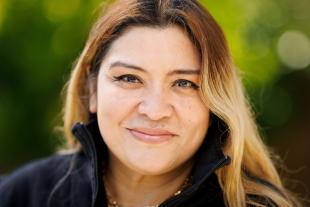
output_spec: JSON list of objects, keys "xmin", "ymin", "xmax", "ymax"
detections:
[{"xmin": 127, "ymin": 128, "xmax": 176, "ymax": 144}]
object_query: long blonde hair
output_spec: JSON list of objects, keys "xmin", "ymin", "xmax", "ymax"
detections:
[{"xmin": 61, "ymin": 0, "xmax": 301, "ymax": 206}]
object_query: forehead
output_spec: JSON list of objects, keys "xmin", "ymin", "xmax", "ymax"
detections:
[{"xmin": 101, "ymin": 25, "xmax": 201, "ymax": 70}]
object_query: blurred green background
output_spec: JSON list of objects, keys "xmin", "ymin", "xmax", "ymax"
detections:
[{"xmin": 0, "ymin": 0, "xmax": 309, "ymax": 202}]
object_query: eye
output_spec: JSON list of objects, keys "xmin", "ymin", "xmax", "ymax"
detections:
[
  {"xmin": 113, "ymin": 74, "xmax": 141, "ymax": 83},
  {"xmin": 173, "ymin": 79, "xmax": 199, "ymax": 90}
]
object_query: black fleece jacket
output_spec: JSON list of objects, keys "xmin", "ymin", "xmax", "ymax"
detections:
[{"xmin": 0, "ymin": 118, "xmax": 277, "ymax": 207}]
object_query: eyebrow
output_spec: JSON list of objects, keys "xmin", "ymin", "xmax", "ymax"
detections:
[{"xmin": 109, "ymin": 61, "xmax": 200, "ymax": 75}]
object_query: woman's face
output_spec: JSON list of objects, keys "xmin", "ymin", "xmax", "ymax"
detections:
[{"xmin": 89, "ymin": 25, "xmax": 210, "ymax": 175}]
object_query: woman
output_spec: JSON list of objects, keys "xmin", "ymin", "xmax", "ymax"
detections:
[{"xmin": 0, "ymin": 0, "xmax": 301, "ymax": 207}]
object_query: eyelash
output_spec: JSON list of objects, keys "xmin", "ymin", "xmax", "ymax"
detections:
[
  {"xmin": 113, "ymin": 74, "xmax": 141, "ymax": 83},
  {"xmin": 112, "ymin": 74, "xmax": 199, "ymax": 90},
  {"xmin": 174, "ymin": 79, "xmax": 199, "ymax": 90}
]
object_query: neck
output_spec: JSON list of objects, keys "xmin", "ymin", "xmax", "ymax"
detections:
[{"xmin": 103, "ymin": 154, "xmax": 193, "ymax": 207}]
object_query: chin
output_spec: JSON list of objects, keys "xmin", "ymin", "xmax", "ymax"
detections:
[{"xmin": 127, "ymin": 157, "xmax": 178, "ymax": 175}]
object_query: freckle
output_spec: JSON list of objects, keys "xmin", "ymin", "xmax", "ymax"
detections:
[{"xmin": 188, "ymin": 105, "xmax": 191, "ymax": 110}]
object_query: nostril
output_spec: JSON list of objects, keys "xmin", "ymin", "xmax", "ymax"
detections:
[{"xmin": 137, "ymin": 98, "xmax": 173, "ymax": 121}]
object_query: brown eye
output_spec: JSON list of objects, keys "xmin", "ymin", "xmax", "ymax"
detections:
[
  {"xmin": 113, "ymin": 75, "xmax": 141, "ymax": 83},
  {"xmin": 173, "ymin": 79, "xmax": 199, "ymax": 90}
]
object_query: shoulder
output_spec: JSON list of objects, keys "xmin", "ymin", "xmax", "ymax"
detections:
[
  {"xmin": 0, "ymin": 153, "xmax": 85, "ymax": 207},
  {"xmin": 0, "ymin": 153, "xmax": 74, "ymax": 187}
]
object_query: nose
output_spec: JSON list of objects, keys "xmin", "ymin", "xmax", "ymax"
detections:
[{"xmin": 138, "ymin": 88, "xmax": 173, "ymax": 121}]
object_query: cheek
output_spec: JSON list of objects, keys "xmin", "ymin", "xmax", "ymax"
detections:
[
  {"xmin": 175, "ymin": 96, "xmax": 209, "ymax": 151},
  {"xmin": 96, "ymin": 79, "xmax": 138, "ymax": 119},
  {"xmin": 95, "ymin": 85, "xmax": 137, "ymax": 156},
  {"xmin": 95, "ymin": 80, "xmax": 141, "ymax": 143},
  {"xmin": 176, "ymin": 96, "xmax": 209, "ymax": 129}
]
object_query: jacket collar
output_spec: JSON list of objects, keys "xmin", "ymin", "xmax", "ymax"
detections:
[
  {"xmin": 72, "ymin": 116, "xmax": 231, "ymax": 206},
  {"xmin": 72, "ymin": 117, "xmax": 107, "ymax": 207}
]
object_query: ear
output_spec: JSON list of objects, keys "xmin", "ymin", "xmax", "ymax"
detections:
[
  {"xmin": 87, "ymin": 65, "xmax": 97, "ymax": 113},
  {"xmin": 89, "ymin": 81, "xmax": 97, "ymax": 113}
]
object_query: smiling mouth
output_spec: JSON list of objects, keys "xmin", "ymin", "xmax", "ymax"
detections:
[{"xmin": 127, "ymin": 128, "xmax": 176, "ymax": 144}]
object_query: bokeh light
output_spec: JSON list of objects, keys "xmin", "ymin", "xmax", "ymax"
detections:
[{"xmin": 277, "ymin": 30, "xmax": 310, "ymax": 70}]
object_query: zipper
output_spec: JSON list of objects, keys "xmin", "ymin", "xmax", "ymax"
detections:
[{"xmin": 159, "ymin": 155, "xmax": 230, "ymax": 207}]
